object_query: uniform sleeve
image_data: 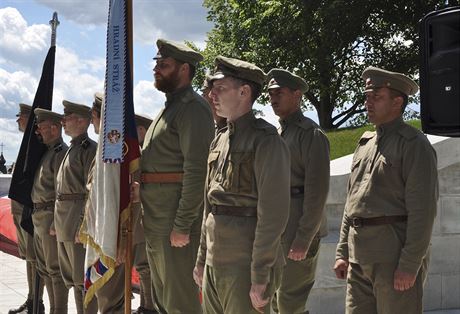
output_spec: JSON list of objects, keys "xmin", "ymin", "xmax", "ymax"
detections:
[
  {"xmin": 77, "ymin": 144, "xmax": 97, "ymax": 233},
  {"xmin": 51, "ymin": 147, "xmax": 68, "ymax": 231},
  {"xmin": 173, "ymin": 102, "xmax": 214, "ymax": 234},
  {"xmin": 292, "ymin": 129, "xmax": 330, "ymax": 251},
  {"xmin": 335, "ymin": 212, "xmax": 351, "ymax": 260},
  {"xmin": 196, "ymin": 174, "xmax": 211, "ymax": 267},
  {"xmin": 397, "ymin": 139, "xmax": 438, "ymax": 274},
  {"xmin": 251, "ymin": 135, "xmax": 290, "ymax": 285}
]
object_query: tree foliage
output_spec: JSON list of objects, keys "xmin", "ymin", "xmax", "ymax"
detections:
[{"xmin": 197, "ymin": 0, "xmax": 457, "ymax": 129}]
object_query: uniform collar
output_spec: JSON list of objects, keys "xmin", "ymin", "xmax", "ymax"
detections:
[
  {"xmin": 376, "ymin": 116, "xmax": 404, "ymax": 139},
  {"xmin": 46, "ymin": 137, "xmax": 63, "ymax": 149},
  {"xmin": 279, "ymin": 109, "xmax": 303, "ymax": 130},
  {"xmin": 165, "ymin": 85, "xmax": 192, "ymax": 106},
  {"xmin": 70, "ymin": 132, "xmax": 88, "ymax": 145},
  {"xmin": 227, "ymin": 110, "xmax": 255, "ymax": 137}
]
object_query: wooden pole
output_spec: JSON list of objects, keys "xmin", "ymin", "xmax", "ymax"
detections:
[{"xmin": 124, "ymin": 0, "xmax": 134, "ymax": 313}]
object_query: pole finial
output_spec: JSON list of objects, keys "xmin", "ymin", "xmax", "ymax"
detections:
[{"xmin": 49, "ymin": 12, "xmax": 60, "ymax": 47}]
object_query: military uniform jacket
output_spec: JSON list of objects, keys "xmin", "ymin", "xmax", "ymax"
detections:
[
  {"xmin": 10, "ymin": 162, "xmax": 23, "ymax": 216},
  {"xmin": 55, "ymin": 132, "xmax": 96, "ymax": 242},
  {"xmin": 196, "ymin": 112, "xmax": 291, "ymax": 285},
  {"xmin": 280, "ymin": 110, "xmax": 330, "ymax": 251},
  {"xmin": 140, "ymin": 85, "xmax": 214, "ymax": 236},
  {"xmin": 31, "ymin": 137, "xmax": 68, "ymax": 236},
  {"xmin": 336, "ymin": 117, "xmax": 438, "ymax": 275}
]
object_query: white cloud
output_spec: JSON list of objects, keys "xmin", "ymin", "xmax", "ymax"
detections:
[
  {"xmin": 0, "ymin": 68, "xmax": 37, "ymax": 115},
  {"xmin": 0, "ymin": 118, "xmax": 23, "ymax": 165},
  {"xmin": 133, "ymin": 80, "xmax": 164, "ymax": 119},
  {"xmin": 35, "ymin": 0, "xmax": 213, "ymax": 45},
  {"xmin": 0, "ymin": 7, "xmax": 51, "ymax": 71}
]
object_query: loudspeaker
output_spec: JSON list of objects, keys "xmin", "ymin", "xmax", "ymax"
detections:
[{"xmin": 420, "ymin": 6, "xmax": 460, "ymax": 137}]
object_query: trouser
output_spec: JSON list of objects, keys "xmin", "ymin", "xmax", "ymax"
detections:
[
  {"xmin": 145, "ymin": 234, "xmax": 201, "ymax": 314},
  {"xmin": 33, "ymin": 211, "xmax": 69, "ymax": 314},
  {"xmin": 345, "ymin": 258, "xmax": 429, "ymax": 314},
  {"xmin": 13, "ymin": 211, "xmax": 45, "ymax": 301},
  {"xmin": 133, "ymin": 241, "xmax": 155, "ymax": 310},
  {"xmin": 203, "ymin": 264, "xmax": 281, "ymax": 314},
  {"xmin": 57, "ymin": 241, "xmax": 98, "ymax": 314},
  {"xmin": 95, "ymin": 264, "xmax": 125, "ymax": 314},
  {"xmin": 273, "ymin": 236, "xmax": 321, "ymax": 314}
]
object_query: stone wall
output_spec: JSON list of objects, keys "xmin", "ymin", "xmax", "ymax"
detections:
[{"xmin": 307, "ymin": 137, "xmax": 460, "ymax": 313}]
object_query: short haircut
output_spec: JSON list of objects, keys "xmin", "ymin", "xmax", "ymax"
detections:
[
  {"xmin": 229, "ymin": 76, "xmax": 262, "ymax": 103},
  {"xmin": 389, "ymin": 88, "xmax": 409, "ymax": 113}
]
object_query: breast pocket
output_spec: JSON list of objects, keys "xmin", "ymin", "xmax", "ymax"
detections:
[
  {"xmin": 207, "ymin": 151, "xmax": 220, "ymax": 183},
  {"xmin": 377, "ymin": 155, "xmax": 403, "ymax": 189},
  {"xmin": 226, "ymin": 152, "xmax": 254, "ymax": 194}
]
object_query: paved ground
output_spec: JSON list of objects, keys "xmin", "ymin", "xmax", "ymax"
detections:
[{"xmin": 0, "ymin": 251, "xmax": 140, "ymax": 314}]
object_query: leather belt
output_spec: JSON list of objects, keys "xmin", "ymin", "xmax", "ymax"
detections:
[
  {"xmin": 211, "ymin": 205, "xmax": 257, "ymax": 217},
  {"xmin": 57, "ymin": 193, "xmax": 87, "ymax": 201},
  {"xmin": 291, "ymin": 186, "xmax": 304, "ymax": 197},
  {"xmin": 141, "ymin": 172, "xmax": 183, "ymax": 184},
  {"xmin": 33, "ymin": 201, "xmax": 55, "ymax": 211},
  {"xmin": 351, "ymin": 215, "xmax": 407, "ymax": 228}
]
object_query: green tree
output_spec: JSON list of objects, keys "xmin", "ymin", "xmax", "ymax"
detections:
[{"xmin": 199, "ymin": 0, "xmax": 456, "ymax": 129}]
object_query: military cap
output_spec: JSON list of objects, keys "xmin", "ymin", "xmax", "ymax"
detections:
[
  {"xmin": 135, "ymin": 114, "xmax": 153, "ymax": 130},
  {"xmin": 267, "ymin": 68, "xmax": 308, "ymax": 93},
  {"xmin": 362, "ymin": 66, "xmax": 419, "ymax": 96},
  {"xmin": 16, "ymin": 103, "xmax": 32, "ymax": 117},
  {"xmin": 34, "ymin": 108, "xmax": 63, "ymax": 124},
  {"xmin": 153, "ymin": 38, "xmax": 203, "ymax": 66},
  {"xmin": 208, "ymin": 56, "xmax": 266, "ymax": 87},
  {"xmin": 92, "ymin": 92, "xmax": 104, "ymax": 113},
  {"xmin": 62, "ymin": 100, "xmax": 91, "ymax": 118}
]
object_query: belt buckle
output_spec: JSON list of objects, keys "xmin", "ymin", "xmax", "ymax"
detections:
[{"xmin": 352, "ymin": 217, "xmax": 363, "ymax": 228}]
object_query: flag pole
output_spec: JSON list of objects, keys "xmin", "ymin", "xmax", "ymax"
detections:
[{"xmin": 124, "ymin": 0, "xmax": 133, "ymax": 313}]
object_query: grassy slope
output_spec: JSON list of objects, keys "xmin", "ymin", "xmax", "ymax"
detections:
[{"xmin": 326, "ymin": 120, "xmax": 422, "ymax": 160}]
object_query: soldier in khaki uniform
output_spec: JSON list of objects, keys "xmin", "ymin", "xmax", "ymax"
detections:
[
  {"xmin": 132, "ymin": 114, "xmax": 158, "ymax": 314},
  {"xmin": 9, "ymin": 103, "xmax": 46, "ymax": 314},
  {"xmin": 193, "ymin": 56, "xmax": 291, "ymax": 314},
  {"xmin": 267, "ymin": 69, "xmax": 330, "ymax": 314},
  {"xmin": 32, "ymin": 108, "xmax": 69, "ymax": 314},
  {"xmin": 56, "ymin": 101, "xmax": 97, "ymax": 314},
  {"xmin": 333, "ymin": 67, "xmax": 438, "ymax": 314},
  {"xmin": 140, "ymin": 39, "xmax": 214, "ymax": 313}
]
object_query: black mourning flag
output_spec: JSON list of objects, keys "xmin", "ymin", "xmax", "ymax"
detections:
[{"xmin": 8, "ymin": 46, "xmax": 56, "ymax": 235}]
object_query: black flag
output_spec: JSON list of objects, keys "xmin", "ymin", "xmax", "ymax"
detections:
[{"xmin": 8, "ymin": 46, "xmax": 56, "ymax": 235}]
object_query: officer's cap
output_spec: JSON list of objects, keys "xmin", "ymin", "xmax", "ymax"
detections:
[
  {"xmin": 267, "ymin": 69, "xmax": 308, "ymax": 93},
  {"xmin": 135, "ymin": 114, "xmax": 153, "ymax": 130},
  {"xmin": 92, "ymin": 92, "xmax": 104, "ymax": 113},
  {"xmin": 62, "ymin": 100, "xmax": 91, "ymax": 118},
  {"xmin": 208, "ymin": 56, "xmax": 266, "ymax": 87},
  {"xmin": 34, "ymin": 108, "xmax": 63, "ymax": 124},
  {"xmin": 362, "ymin": 66, "xmax": 418, "ymax": 96},
  {"xmin": 16, "ymin": 103, "xmax": 32, "ymax": 117},
  {"xmin": 153, "ymin": 38, "xmax": 203, "ymax": 66}
]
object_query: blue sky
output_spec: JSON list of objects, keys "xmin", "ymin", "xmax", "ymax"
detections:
[{"xmin": 0, "ymin": 0, "xmax": 317, "ymax": 164}]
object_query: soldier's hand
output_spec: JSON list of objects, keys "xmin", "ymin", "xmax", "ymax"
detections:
[
  {"xmin": 393, "ymin": 269, "xmax": 416, "ymax": 291},
  {"xmin": 74, "ymin": 232, "xmax": 81, "ymax": 244},
  {"xmin": 130, "ymin": 181, "xmax": 140, "ymax": 203},
  {"xmin": 288, "ymin": 244, "xmax": 307, "ymax": 261},
  {"xmin": 49, "ymin": 228, "xmax": 56, "ymax": 236},
  {"xmin": 249, "ymin": 283, "xmax": 268, "ymax": 313},
  {"xmin": 333, "ymin": 258, "xmax": 349, "ymax": 279},
  {"xmin": 170, "ymin": 230, "xmax": 190, "ymax": 247},
  {"xmin": 193, "ymin": 264, "xmax": 204, "ymax": 288}
]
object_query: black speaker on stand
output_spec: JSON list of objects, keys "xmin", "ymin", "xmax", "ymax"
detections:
[{"xmin": 419, "ymin": 6, "xmax": 460, "ymax": 137}]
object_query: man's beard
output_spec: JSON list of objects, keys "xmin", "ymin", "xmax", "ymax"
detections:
[{"xmin": 154, "ymin": 67, "xmax": 181, "ymax": 93}]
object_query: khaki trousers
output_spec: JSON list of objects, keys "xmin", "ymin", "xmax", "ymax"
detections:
[
  {"xmin": 345, "ymin": 258, "xmax": 429, "ymax": 314},
  {"xmin": 33, "ymin": 210, "xmax": 68, "ymax": 314},
  {"xmin": 57, "ymin": 241, "xmax": 98, "ymax": 314},
  {"xmin": 145, "ymin": 234, "xmax": 202, "ymax": 314},
  {"xmin": 273, "ymin": 237, "xmax": 321, "ymax": 314},
  {"xmin": 203, "ymin": 265, "xmax": 281, "ymax": 314},
  {"xmin": 133, "ymin": 241, "xmax": 155, "ymax": 310}
]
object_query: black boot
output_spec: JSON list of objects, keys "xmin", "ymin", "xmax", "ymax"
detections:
[
  {"xmin": 131, "ymin": 306, "xmax": 160, "ymax": 314},
  {"xmin": 8, "ymin": 299, "xmax": 32, "ymax": 314}
]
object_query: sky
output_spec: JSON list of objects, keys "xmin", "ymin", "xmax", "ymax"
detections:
[{"xmin": 0, "ymin": 0, "xmax": 316, "ymax": 165}]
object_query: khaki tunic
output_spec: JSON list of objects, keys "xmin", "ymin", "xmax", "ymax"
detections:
[
  {"xmin": 55, "ymin": 133, "xmax": 97, "ymax": 242},
  {"xmin": 335, "ymin": 117, "xmax": 438, "ymax": 313},
  {"xmin": 197, "ymin": 111, "xmax": 291, "ymax": 285},
  {"xmin": 140, "ymin": 85, "xmax": 214, "ymax": 235}
]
